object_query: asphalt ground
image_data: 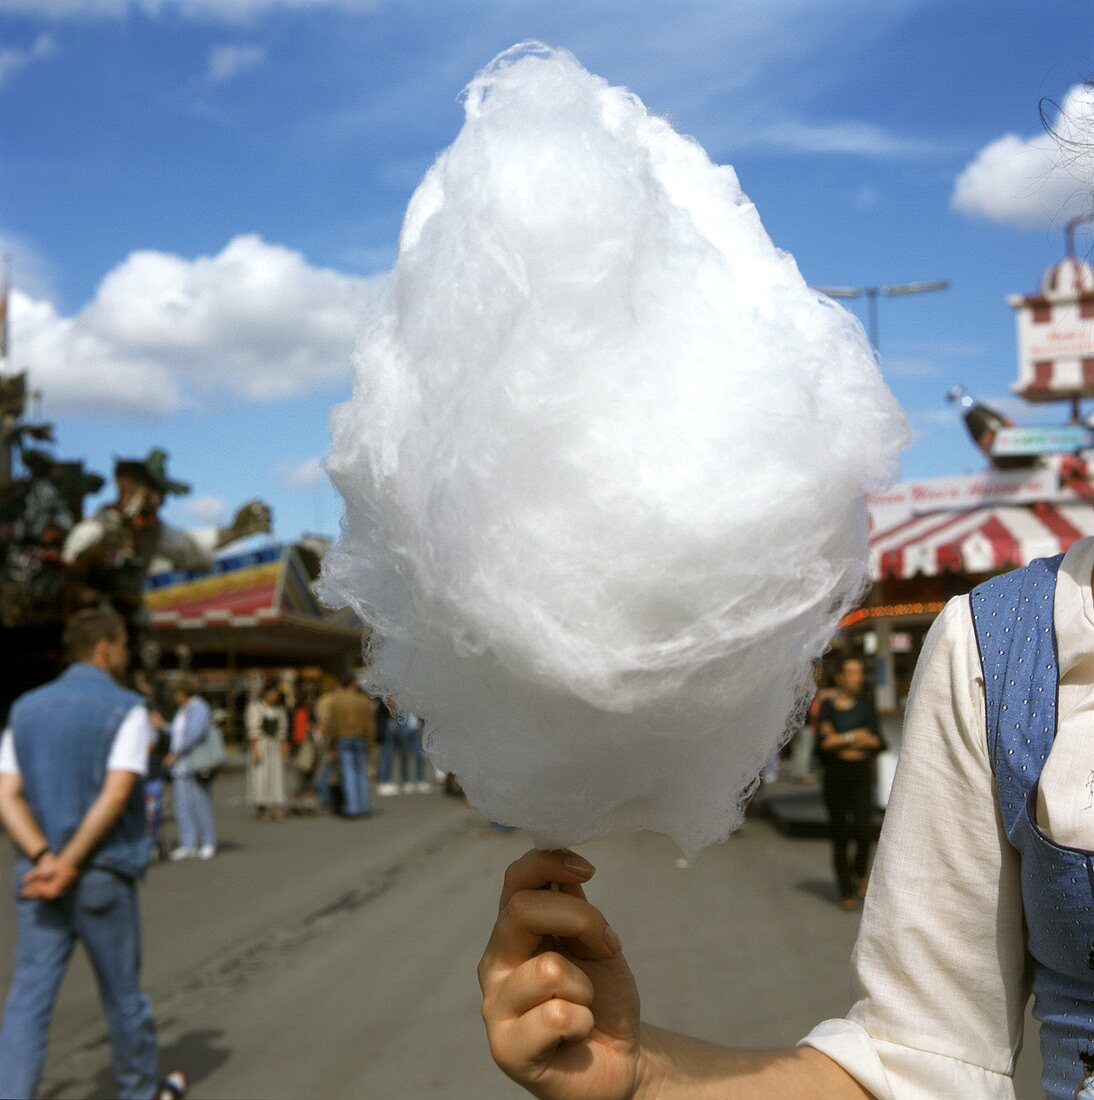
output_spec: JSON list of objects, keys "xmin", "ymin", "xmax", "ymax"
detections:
[{"xmin": 1, "ymin": 773, "xmax": 1043, "ymax": 1099}]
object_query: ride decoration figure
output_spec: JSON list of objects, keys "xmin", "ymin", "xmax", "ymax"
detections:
[{"xmin": 63, "ymin": 448, "xmax": 272, "ymax": 634}]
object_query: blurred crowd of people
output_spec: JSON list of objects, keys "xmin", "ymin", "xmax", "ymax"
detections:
[{"xmin": 132, "ymin": 669, "xmax": 439, "ymax": 863}]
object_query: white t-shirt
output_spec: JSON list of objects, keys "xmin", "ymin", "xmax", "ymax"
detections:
[
  {"xmin": 0, "ymin": 704, "xmax": 154, "ymax": 779},
  {"xmin": 800, "ymin": 534, "xmax": 1094, "ymax": 1098}
]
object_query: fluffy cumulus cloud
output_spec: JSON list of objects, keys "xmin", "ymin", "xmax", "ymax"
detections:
[
  {"xmin": 952, "ymin": 84, "xmax": 1094, "ymax": 227},
  {"xmin": 0, "ymin": 33, "xmax": 58, "ymax": 89},
  {"xmin": 276, "ymin": 455, "xmax": 324, "ymax": 490},
  {"xmin": 178, "ymin": 494, "xmax": 229, "ymax": 524},
  {"xmin": 11, "ymin": 234, "xmax": 382, "ymax": 418},
  {"xmin": 204, "ymin": 42, "xmax": 265, "ymax": 83}
]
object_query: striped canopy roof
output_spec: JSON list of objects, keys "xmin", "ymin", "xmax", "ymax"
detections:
[
  {"xmin": 145, "ymin": 543, "xmax": 327, "ymax": 629},
  {"xmin": 868, "ymin": 502, "xmax": 1094, "ymax": 581}
]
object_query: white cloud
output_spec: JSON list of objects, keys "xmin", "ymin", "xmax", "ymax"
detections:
[
  {"xmin": 909, "ymin": 406, "xmax": 954, "ymax": 428},
  {"xmin": 884, "ymin": 356, "xmax": 944, "ymax": 381},
  {"xmin": 952, "ymin": 84, "xmax": 1094, "ymax": 228},
  {"xmin": 0, "ymin": 230, "xmax": 57, "ymax": 301},
  {"xmin": 0, "ymin": 33, "xmax": 58, "ymax": 89},
  {"xmin": 0, "ymin": 0, "xmax": 376, "ymax": 21},
  {"xmin": 851, "ymin": 184, "xmax": 880, "ymax": 210},
  {"xmin": 309, "ymin": 1, "xmax": 930, "ymax": 154},
  {"xmin": 179, "ymin": 494, "xmax": 229, "ymax": 524},
  {"xmin": 204, "ymin": 43, "xmax": 265, "ymax": 84},
  {"xmin": 905, "ymin": 338, "xmax": 984, "ymax": 359},
  {"xmin": 11, "ymin": 234, "xmax": 384, "ymax": 419},
  {"xmin": 276, "ymin": 455, "xmax": 325, "ymax": 490},
  {"xmin": 741, "ymin": 118, "xmax": 947, "ymax": 160}
]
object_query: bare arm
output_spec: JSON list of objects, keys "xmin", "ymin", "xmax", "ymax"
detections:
[
  {"xmin": 480, "ymin": 849, "xmax": 872, "ymax": 1100},
  {"xmin": 817, "ymin": 720, "xmax": 848, "ymax": 753},
  {"xmin": 0, "ymin": 772, "xmax": 48, "ymax": 859},
  {"xmin": 637, "ymin": 1026, "xmax": 871, "ymax": 1099},
  {"xmin": 851, "ymin": 729, "xmax": 882, "ymax": 752},
  {"xmin": 19, "ymin": 771, "xmax": 139, "ymax": 900},
  {"xmin": 57, "ymin": 769, "xmax": 139, "ymax": 870},
  {"xmin": 819, "ymin": 721, "xmax": 879, "ymax": 758}
]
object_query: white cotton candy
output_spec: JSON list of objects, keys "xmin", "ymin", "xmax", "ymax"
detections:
[{"xmin": 322, "ymin": 43, "xmax": 910, "ymax": 855}]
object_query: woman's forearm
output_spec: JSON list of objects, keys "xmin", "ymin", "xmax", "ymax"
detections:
[{"xmin": 635, "ymin": 1025, "xmax": 873, "ymax": 1100}]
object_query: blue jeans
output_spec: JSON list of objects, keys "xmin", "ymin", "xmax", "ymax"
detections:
[
  {"xmin": 173, "ymin": 772, "xmax": 217, "ymax": 850},
  {"xmin": 0, "ymin": 867, "xmax": 158, "ymax": 1099},
  {"xmin": 315, "ymin": 759, "xmax": 332, "ymax": 808},
  {"xmin": 379, "ymin": 725, "xmax": 426, "ymax": 785},
  {"xmin": 338, "ymin": 738, "xmax": 370, "ymax": 817},
  {"xmin": 144, "ymin": 777, "xmax": 165, "ymax": 853}
]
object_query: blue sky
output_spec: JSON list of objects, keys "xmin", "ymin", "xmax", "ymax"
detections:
[{"xmin": 1, "ymin": 0, "xmax": 1092, "ymax": 539}]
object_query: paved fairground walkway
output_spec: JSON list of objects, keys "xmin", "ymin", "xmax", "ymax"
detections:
[{"xmin": 1, "ymin": 772, "xmax": 1043, "ymax": 1099}]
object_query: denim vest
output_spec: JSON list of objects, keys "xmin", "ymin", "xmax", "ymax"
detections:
[
  {"xmin": 970, "ymin": 556, "xmax": 1094, "ymax": 1099},
  {"xmin": 10, "ymin": 663, "xmax": 150, "ymax": 880}
]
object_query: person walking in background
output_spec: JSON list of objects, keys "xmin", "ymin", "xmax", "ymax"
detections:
[
  {"xmin": 246, "ymin": 681, "xmax": 288, "ymax": 821},
  {"xmin": 161, "ymin": 675, "xmax": 218, "ymax": 861},
  {"xmin": 790, "ymin": 662, "xmax": 829, "ymax": 785},
  {"xmin": 289, "ymin": 689, "xmax": 321, "ymax": 815},
  {"xmin": 134, "ymin": 670, "xmax": 169, "ymax": 861},
  {"xmin": 313, "ymin": 682, "xmax": 338, "ymax": 812},
  {"xmin": 319, "ymin": 675, "xmax": 374, "ymax": 818},
  {"xmin": 377, "ymin": 709, "xmax": 430, "ymax": 795},
  {"xmin": 0, "ymin": 609, "xmax": 187, "ymax": 1100},
  {"xmin": 816, "ymin": 656, "xmax": 885, "ymax": 910}
]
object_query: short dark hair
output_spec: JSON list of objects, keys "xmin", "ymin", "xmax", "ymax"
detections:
[{"xmin": 62, "ymin": 608, "xmax": 125, "ymax": 661}]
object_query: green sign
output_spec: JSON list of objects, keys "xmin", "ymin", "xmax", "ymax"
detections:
[{"xmin": 991, "ymin": 426, "xmax": 1093, "ymax": 457}]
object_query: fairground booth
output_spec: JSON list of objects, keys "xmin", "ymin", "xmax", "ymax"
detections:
[
  {"xmin": 144, "ymin": 538, "xmax": 362, "ymax": 737},
  {"xmin": 843, "ymin": 232, "xmax": 1094, "ymax": 723}
]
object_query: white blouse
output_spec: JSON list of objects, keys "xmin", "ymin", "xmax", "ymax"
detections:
[{"xmin": 800, "ymin": 535, "xmax": 1094, "ymax": 1099}]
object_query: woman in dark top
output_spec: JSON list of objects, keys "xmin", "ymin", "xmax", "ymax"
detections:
[{"xmin": 817, "ymin": 655, "xmax": 886, "ymax": 910}]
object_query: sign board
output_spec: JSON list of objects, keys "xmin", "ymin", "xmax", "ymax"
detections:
[
  {"xmin": 1010, "ymin": 270, "xmax": 1094, "ymax": 399},
  {"xmin": 991, "ymin": 426, "xmax": 1093, "ymax": 457},
  {"xmin": 1024, "ymin": 324, "xmax": 1094, "ymax": 363},
  {"xmin": 868, "ymin": 468, "xmax": 1061, "ymax": 531}
]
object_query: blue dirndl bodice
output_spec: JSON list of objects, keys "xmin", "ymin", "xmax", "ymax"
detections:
[{"xmin": 971, "ymin": 555, "xmax": 1094, "ymax": 1098}]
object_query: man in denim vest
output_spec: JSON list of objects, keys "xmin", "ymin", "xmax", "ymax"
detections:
[{"xmin": 0, "ymin": 609, "xmax": 186, "ymax": 1100}]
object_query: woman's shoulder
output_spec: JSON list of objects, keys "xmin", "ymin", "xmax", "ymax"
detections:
[{"xmin": 903, "ymin": 593, "xmax": 987, "ymax": 765}]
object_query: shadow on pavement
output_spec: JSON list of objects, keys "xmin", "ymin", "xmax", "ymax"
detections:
[
  {"xmin": 80, "ymin": 1029, "xmax": 232, "ymax": 1099},
  {"xmin": 792, "ymin": 878, "xmax": 844, "ymax": 906}
]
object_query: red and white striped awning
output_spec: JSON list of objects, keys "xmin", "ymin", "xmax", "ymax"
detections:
[{"xmin": 869, "ymin": 502, "xmax": 1094, "ymax": 580}]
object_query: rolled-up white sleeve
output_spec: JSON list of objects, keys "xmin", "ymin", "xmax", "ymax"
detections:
[
  {"xmin": 0, "ymin": 728, "xmax": 17, "ymax": 775},
  {"xmin": 106, "ymin": 706, "xmax": 154, "ymax": 777},
  {"xmin": 799, "ymin": 596, "xmax": 1028, "ymax": 1099}
]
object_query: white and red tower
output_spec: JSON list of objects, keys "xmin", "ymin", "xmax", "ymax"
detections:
[{"xmin": 1009, "ymin": 250, "xmax": 1094, "ymax": 421}]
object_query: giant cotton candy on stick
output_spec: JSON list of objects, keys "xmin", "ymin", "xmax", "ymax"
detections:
[{"xmin": 322, "ymin": 43, "xmax": 909, "ymax": 854}]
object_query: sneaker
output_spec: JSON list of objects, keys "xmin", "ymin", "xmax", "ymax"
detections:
[
  {"xmin": 198, "ymin": 845, "xmax": 216, "ymax": 860},
  {"xmin": 401, "ymin": 781, "xmax": 417, "ymax": 794},
  {"xmin": 157, "ymin": 1070, "xmax": 188, "ymax": 1099},
  {"xmin": 415, "ymin": 781, "xmax": 433, "ymax": 793},
  {"xmin": 376, "ymin": 782, "xmax": 399, "ymax": 796},
  {"xmin": 168, "ymin": 847, "xmax": 196, "ymax": 861}
]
